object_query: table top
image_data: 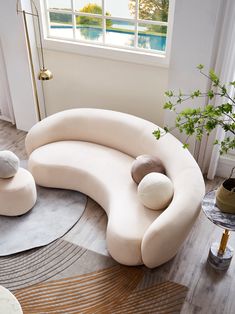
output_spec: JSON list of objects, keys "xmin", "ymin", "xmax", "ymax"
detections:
[
  {"xmin": 0, "ymin": 286, "xmax": 23, "ymax": 313},
  {"xmin": 202, "ymin": 190, "xmax": 235, "ymax": 231}
]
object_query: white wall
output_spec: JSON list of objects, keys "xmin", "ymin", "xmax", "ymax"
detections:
[
  {"xmin": 43, "ymin": 50, "xmax": 168, "ymax": 126},
  {"xmin": 0, "ymin": 0, "xmax": 224, "ymax": 134},
  {"xmin": 43, "ymin": 0, "xmax": 222, "ymax": 130},
  {"xmin": 0, "ymin": 41, "xmax": 14, "ymax": 123},
  {"xmin": 0, "ymin": 0, "xmax": 39, "ymax": 131},
  {"xmin": 166, "ymin": 0, "xmax": 222, "ymax": 156}
]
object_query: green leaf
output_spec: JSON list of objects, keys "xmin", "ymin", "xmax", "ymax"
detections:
[
  {"xmin": 220, "ymin": 137, "xmax": 235, "ymax": 154},
  {"xmin": 230, "ymin": 81, "xmax": 235, "ymax": 86},
  {"xmin": 207, "ymin": 90, "xmax": 214, "ymax": 99},
  {"xmin": 176, "ymin": 116, "xmax": 181, "ymax": 122},
  {"xmin": 153, "ymin": 129, "xmax": 161, "ymax": 140},
  {"xmin": 163, "ymin": 101, "xmax": 173, "ymax": 110},
  {"xmin": 177, "ymin": 97, "xmax": 182, "ymax": 104},
  {"xmin": 205, "ymin": 104, "xmax": 214, "ymax": 112},
  {"xmin": 223, "ymin": 124, "xmax": 232, "ymax": 132},
  {"xmin": 193, "ymin": 90, "xmax": 201, "ymax": 97},
  {"xmin": 165, "ymin": 90, "xmax": 174, "ymax": 97},
  {"xmin": 221, "ymin": 85, "xmax": 227, "ymax": 96},
  {"xmin": 205, "ymin": 120, "xmax": 217, "ymax": 132},
  {"xmin": 197, "ymin": 64, "xmax": 204, "ymax": 70},
  {"xmin": 181, "ymin": 108, "xmax": 194, "ymax": 115},
  {"xmin": 209, "ymin": 69, "xmax": 220, "ymax": 86},
  {"xmin": 183, "ymin": 143, "xmax": 189, "ymax": 149},
  {"xmin": 221, "ymin": 103, "xmax": 233, "ymax": 113}
]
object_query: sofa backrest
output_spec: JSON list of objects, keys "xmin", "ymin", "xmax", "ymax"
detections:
[{"xmin": 25, "ymin": 108, "xmax": 200, "ymax": 180}]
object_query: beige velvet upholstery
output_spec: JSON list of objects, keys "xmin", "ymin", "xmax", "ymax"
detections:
[
  {"xmin": 26, "ymin": 108, "xmax": 205, "ymax": 268},
  {"xmin": 0, "ymin": 168, "xmax": 37, "ymax": 216}
]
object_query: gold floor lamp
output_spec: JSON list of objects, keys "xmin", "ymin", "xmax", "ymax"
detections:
[{"xmin": 16, "ymin": 0, "xmax": 53, "ymax": 121}]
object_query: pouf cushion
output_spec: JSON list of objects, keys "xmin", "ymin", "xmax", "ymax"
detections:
[
  {"xmin": 0, "ymin": 150, "xmax": 19, "ymax": 178},
  {"xmin": 138, "ymin": 173, "xmax": 174, "ymax": 210},
  {"xmin": 0, "ymin": 167, "xmax": 37, "ymax": 216},
  {"xmin": 131, "ymin": 154, "xmax": 165, "ymax": 184},
  {"xmin": 0, "ymin": 286, "xmax": 23, "ymax": 313}
]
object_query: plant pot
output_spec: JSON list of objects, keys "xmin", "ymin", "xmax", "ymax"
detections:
[{"xmin": 216, "ymin": 178, "xmax": 235, "ymax": 214}]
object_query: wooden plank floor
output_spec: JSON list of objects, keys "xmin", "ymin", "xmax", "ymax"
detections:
[{"xmin": 0, "ymin": 120, "xmax": 234, "ymax": 314}]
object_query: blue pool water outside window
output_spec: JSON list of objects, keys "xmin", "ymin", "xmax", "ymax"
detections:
[{"xmin": 42, "ymin": 0, "xmax": 174, "ymax": 61}]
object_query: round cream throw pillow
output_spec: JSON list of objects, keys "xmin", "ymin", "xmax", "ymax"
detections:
[
  {"xmin": 138, "ymin": 173, "xmax": 174, "ymax": 210},
  {"xmin": 0, "ymin": 150, "xmax": 19, "ymax": 179}
]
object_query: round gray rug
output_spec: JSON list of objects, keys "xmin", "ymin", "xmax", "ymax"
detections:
[{"xmin": 0, "ymin": 184, "xmax": 87, "ymax": 256}]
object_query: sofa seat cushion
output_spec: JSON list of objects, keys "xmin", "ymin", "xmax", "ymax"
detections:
[{"xmin": 28, "ymin": 141, "xmax": 162, "ymax": 265}]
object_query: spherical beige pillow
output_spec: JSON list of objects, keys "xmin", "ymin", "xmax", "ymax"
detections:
[
  {"xmin": 131, "ymin": 154, "xmax": 165, "ymax": 184},
  {"xmin": 138, "ymin": 173, "xmax": 174, "ymax": 210},
  {"xmin": 0, "ymin": 150, "xmax": 19, "ymax": 179}
]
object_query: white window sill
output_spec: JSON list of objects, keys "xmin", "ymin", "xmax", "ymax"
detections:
[{"xmin": 43, "ymin": 37, "xmax": 170, "ymax": 68}]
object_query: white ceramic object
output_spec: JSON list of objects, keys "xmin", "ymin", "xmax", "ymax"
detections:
[
  {"xmin": 138, "ymin": 173, "xmax": 174, "ymax": 210},
  {"xmin": 0, "ymin": 286, "xmax": 23, "ymax": 313}
]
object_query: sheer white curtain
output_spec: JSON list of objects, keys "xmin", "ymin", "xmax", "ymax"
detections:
[
  {"xmin": 0, "ymin": 39, "xmax": 15, "ymax": 123},
  {"xmin": 198, "ymin": 0, "xmax": 235, "ymax": 179}
]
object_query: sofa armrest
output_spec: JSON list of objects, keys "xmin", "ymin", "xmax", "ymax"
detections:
[{"xmin": 141, "ymin": 168, "xmax": 205, "ymax": 268}]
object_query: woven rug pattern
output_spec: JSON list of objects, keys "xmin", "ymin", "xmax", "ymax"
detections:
[
  {"xmin": 113, "ymin": 281, "xmax": 188, "ymax": 313},
  {"xmin": 0, "ymin": 239, "xmax": 188, "ymax": 313},
  {"xmin": 15, "ymin": 269, "xmax": 187, "ymax": 314},
  {"xmin": 15, "ymin": 266, "xmax": 144, "ymax": 314},
  {"xmin": 0, "ymin": 239, "xmax": 87, "ymax": 290}
]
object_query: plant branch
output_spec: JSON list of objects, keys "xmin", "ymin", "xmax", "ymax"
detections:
[{"xmin": 157, "ymin": 65, "xmax": 235, "ymax": 155}]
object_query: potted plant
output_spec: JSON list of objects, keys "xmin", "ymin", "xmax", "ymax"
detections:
[{"xmin": 153, "ymin": 64, "xmax": 235, "ymax": 213}]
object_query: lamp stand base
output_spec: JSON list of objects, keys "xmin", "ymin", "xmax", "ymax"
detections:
[{"xmin": 207, "ymin": 242, "xmax": 233, "ymax": 271}]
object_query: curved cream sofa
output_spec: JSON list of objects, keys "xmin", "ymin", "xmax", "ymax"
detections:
[{"xmin": 25, "ymin": 108, "xmax": 205, "ymax": 268}]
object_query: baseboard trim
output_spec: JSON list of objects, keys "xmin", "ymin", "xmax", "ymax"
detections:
[
  {"xmin": 216, "ymin": 153, "xmax": 235, "ymax": 178},
  {"xmin": 0, "ymin": 115, "xmax": 14, "ymax": 123}
]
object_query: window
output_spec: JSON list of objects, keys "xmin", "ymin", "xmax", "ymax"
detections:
[{"xmin": 43, "ymin": 0, "xmax": 173, "ymax": 59}]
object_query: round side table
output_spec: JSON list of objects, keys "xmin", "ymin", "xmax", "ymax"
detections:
[
  {"xmin": 0, "ymin": 286, "xmax": 23, "ymax": 313},
  {"xmin": 202, "ymin": 190, "xmax": 235, "ymax": 271}
]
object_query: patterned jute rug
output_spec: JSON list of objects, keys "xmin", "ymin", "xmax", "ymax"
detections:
[{"xmin": 0, "ymin": 239, "xmax": 188, "ymax": 313}]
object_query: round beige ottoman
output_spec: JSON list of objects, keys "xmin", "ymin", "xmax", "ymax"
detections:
[
  {"xmin": 0, "ymin": 167, "xmax": 37, "ymax": 216},
  {"xmin": 0, "ymin": 286, "xmax": 23, "ymax": 313}
]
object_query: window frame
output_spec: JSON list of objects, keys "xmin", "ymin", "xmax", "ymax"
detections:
[{"xmin": 38, "ymin": 0, "xmax": 175, "ymax": 67}]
